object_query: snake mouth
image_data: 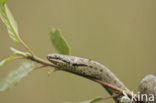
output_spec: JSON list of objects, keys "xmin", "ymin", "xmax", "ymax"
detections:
[
  {"xmin": 47, "ymin": 56, "xmax": 59, "ymax": 65},
  {"xmin": 47, "ymin": 55, "xmax": 67, "ymax": 66},
  {"xmin": 48, "ymin": 59, "xmax": 58, "ymax": 65}
]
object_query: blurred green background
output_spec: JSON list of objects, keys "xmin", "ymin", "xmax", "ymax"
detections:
[{"xmin": 0, "ymin": 0, "xmax": 156, "ymax": 103}]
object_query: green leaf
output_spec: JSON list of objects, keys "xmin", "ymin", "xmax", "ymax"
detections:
[
  {"xmin": 0, "ymin": 2, "xmax": 22, "ymax": 43},
  {"xmin": 0, "ymin": 0, "xmax": 7, "ymax": 4},
  {"xmin": 81, "ymin": 97, "xmax": 103, "ymax": 103},
  {"xmin": 0, "ymin": 56, "xmax": 15, "ymax": 66},
  {"xmin": 0, "ymin": 62, "xmax": 34, "ymax": 91},
  {"xmin": 50, "ymin": 28, "xmax": 70, "ymax": 55},
  {"xmin": 48, "ymin": 68, "xmax": 56, "ymax": 76}
]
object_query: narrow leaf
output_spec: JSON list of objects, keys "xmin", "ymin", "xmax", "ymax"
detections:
[
  {"xmin": 50, "ymin": 28, "xmax": 70, "ymax": 55},
  {"xmin": 0, "ymin": 62, "xmax": 34, "ymax": 91},
  {"xmin": 0, "ymin": 56, "xmax": 14, "ymax": 66},
  {"xmin": 0, "ymin": 2, "xmax": 22, "ymax": 43},
  {"xmin": 81, "ymin": 97, "xmax": 103, "ymax": 103}
]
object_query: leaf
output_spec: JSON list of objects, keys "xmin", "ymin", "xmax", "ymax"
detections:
[
  {"xmin": 0, "ymin": 62, "xmax": 34, "ymax": 91},
  {"xmin": 48, "ymin": 68, "xmax": 56, "ymax": 76},
  {"xmin": 0, "ymin": 56, "xmax": 15, "ymax": 66},
  {"xmin": 0, "ymin": 1, "xmax": 22, "ymax": 43},
  {"xmin": 80, "ymin": 97, "xmax": 103, "ymax": 103},
  {"xmin": 0, "ymin": 0, "xmax": 7, "ymax": 4},
  {"xmin": 50, "ymin": 28, "xmax": 70, "ymax": 55}
]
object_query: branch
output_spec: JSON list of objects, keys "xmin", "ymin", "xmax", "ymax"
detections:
[
  {"xmin": 28, "ymin": 55, "xmax": 137, "ymax": 103},
  {"xmin": 12, "ymin": 49, "xmax": 137, "ymax": 103}
]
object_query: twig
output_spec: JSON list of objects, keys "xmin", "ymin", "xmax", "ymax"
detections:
[
  {"xmin": 27, "ymin": 55, "xmax": 58, "ymax": 68},
  {"xmin": 26, "ymin": 55, "xmax": 136, "ymax": 102},
  {"xmin": 12, "ymin": 49, "xmax": 137, "ymax": 103},
  {"xmin": 34, "ymin": 65, "xmax": 48, "ymax": 70},
  {"xmin": 103, "ymin": 93, "xmax": 121, "ymax": 100},
  {"xmin": 95, "ymin": 79, "xmax": 138, "ymax": 100},
  {"xmin": 21, "ymin": 40, "xmax": 35, "ymax": 57}
]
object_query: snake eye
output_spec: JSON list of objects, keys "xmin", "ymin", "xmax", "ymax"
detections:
[{"xmin": 53, "ymin": 56, "xmax": 59, "ymax": 60}]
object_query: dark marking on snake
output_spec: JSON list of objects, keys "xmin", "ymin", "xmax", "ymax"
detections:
[
  {"xmin": 100, "ymin": 69, "xmax": 103, "ymax": 72},
  {"xmin": 72, "ymin": 63, "xmax": 88, "ymax": 67}
]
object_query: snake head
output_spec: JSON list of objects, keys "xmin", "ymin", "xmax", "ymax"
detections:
[{"xmin": 47, "ymin": 53, "xmax": 75, "ymax": 67}]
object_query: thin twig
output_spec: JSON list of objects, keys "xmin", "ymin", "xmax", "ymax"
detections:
[
  {"xmin": 34, "ymin": 65, "xmax": 47, "ymax": 70},
  {"xmin": 27, "ymin": 55, "xmax": 58, "ymax": 68},
  {"xmin": 95, "ymin": 79, "xmax": 138, "ymax": 100},
  {"xmin": 21, "ymin": 40, "xmax": 34, "ymax": 56},
  {"xmin": 103, "ymin": 93, "xmax": 121, "ymax": 100},
  {"xmin": 14, "ymin": 57, "xmax": 24, "ymax": 60}
]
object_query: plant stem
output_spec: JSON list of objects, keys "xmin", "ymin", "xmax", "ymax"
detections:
[
  {"xmin": 13, "ymin": 47, "xmax": 138, "ymax": 102},
  {"xmin": 26, "ymin": 54, "xmax": 138, "ymax": 101},
  {"xmin": 95, "ymin": 79, "xmax": 139, "ymax": 100},
  {"xmin": 21, "ymin": 40, "xmax": 34, "ymax": 56},
  {"xmin": 103, "ymin": 93, "xmax": 121, "ymax": 100},
  {"xmin": 27, "ymin": 55, "xmax": 58, "ymax": 68},
  {"xmin": 34, "ymin": 65, "xmax": 48, "ymax": 70}
]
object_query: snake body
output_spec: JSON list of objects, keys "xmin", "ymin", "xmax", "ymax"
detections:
[
  {"xmin": 47, "ymin": 53, "xmax": 129, "ymax": 92},
  {"xmin": 47, "ymin": 53, "xmax": 134, "ymax": 102}
]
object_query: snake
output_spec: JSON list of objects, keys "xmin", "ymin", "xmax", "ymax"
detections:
[{"xmin": 47, "ymin": 53, "xmax": 130, "ymax": 102}]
